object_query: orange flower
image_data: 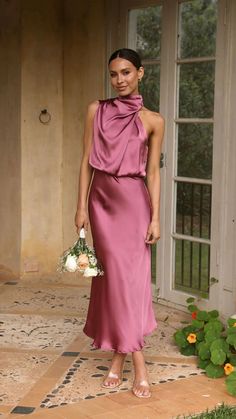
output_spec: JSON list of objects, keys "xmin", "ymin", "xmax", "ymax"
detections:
[
  {"xmin": 233, "ymin": 322, "xmax": 236, "ymax": 328},
  {"xmin": 224, "ymin": 363, "xmax": 234, "ymax": 375},
  {"xmin": 78, "ymin": 253, "xmax": 89, "ymax": 270},
  {"xmin": 187, "ymin": 333, "xmax": 197, "ymax": 344},
  {"xmin": 191, "ymin": 311, "xmax": 197, "ymax": 319}
]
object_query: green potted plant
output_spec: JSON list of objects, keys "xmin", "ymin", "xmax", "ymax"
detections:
[{"xmin": 174, "ymin": 297, "xmax": 236, "ymax": 396}]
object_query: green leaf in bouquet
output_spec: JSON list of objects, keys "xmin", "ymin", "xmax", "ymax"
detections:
[
  {"xmin": 204, "ymin": 319, "xmax": 223, "ymax": 334},
  {"xmin": 198, "ymin": 358, "xmax": 209, "ymax": 370},
  {"xmin": 211, "ymin": 348, "xmax": 226, "ymax": 365},
  {"xmin": 192, "ymin": 319, "xmax": 204, "ymax": 329},
  {"xmin": 186, "ymin": 297, "xmax": 195, "ymax": 304},
  {"xmin": 198, "ymin": 342, "xmax": 211, "ymax": 360},
  {"xmin": 188, "ymin": 304, "xmax": 198, "ymax": 313},
  {"xmin": 226, "ymin": 371, "xmax": 236, "ymax": 396},
  {"xmin": 208, "ymin": 309, "xmax": 219, "ymax": 319},
  {"xmin": 174, "ymin": 330, "xmax": 189, "ymax": 348},
  {"xmin": 180, "ymin": 345, "xmax": 196, "ymax": 356},
  {"xmin": 205, "ymin": 362, "xmax": 224, "ymax": 378},
  {"xmin": 196, "ymin": 310, "xmax": 210, "ymax": 322},
  {"xmin": 226, "ymin": 333, "xmax": 236, "ymax": 349}
]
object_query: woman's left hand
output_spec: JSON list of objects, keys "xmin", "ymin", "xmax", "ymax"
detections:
[{"xmin": 145, "ymin": 220, "xmax": 160, "ymax": 244}]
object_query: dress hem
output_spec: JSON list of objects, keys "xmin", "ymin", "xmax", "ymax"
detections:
[{"xmin": 83, "ymin": 323, "xmax": 157, "ymax": 354}]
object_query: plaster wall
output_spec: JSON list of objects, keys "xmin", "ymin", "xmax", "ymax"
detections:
[
  {"xmin": 63, "ymin": 0, "xmax": 106, "ymax": 248},
  {"xmin": 0, "ymin": 0, "xmax": 21, "ymax": 276},
  {"xmin": 21, "ymin": 0, "xmax": 64, "ymax": 274}
]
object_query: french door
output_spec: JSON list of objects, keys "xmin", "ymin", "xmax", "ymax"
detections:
[{"xmin": 107, "ymin": 0, "xmax": 226, "ymax": 310}]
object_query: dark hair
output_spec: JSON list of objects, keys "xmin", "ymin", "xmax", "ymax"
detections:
[{"xmin": 108, "ymin": 48, "xmax": 142, "ymax": 70}]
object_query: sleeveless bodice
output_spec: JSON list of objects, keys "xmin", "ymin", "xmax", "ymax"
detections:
[{"xmin": 89, "ymin": 95, "xmax": 148, "ymax": 177}]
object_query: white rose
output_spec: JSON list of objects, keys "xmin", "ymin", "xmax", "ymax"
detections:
[
  {"xmin": 65, "ymin": 255, "xmax": 77, "ymax": 272},
  {"xmin": 83, "ymin": 267, "xmax": 98, "ymax": 277}
]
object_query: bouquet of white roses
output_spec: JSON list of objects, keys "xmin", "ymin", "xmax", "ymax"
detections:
[{"xmin": 58, "ymin": 228, "xmax": 104, "ymax": 277}]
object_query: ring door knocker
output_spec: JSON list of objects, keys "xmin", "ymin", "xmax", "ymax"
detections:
[{"xmin": 39, "ymin": 109, "xmax": 51, "ymax": 124}]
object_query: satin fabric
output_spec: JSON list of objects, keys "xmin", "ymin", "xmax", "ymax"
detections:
[
  {"xmin": 89, "ymin": 95, "xmax": 149, "ymax": 177},
  {"xmin": 83, "ymin": 95, "xmax": 157, "ymax": 353}
]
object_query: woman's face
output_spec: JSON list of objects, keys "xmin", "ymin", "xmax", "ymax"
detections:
[{"xmin": 109, "ymin": 57, "xmax": 144, "ymax": 96}]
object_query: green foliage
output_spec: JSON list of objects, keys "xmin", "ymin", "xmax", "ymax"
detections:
[
  {"xmin": 210, "ymin": 338, "xmax": 229, "ymax": 353},
  {"xmin": 174, "ymin": 297, "xmax": 236, "ymax": 397},
  {"xmin": 188, "ymin": 304, "xmax": 199, "ymax": 313},
  {"xmin": 198, "ymin": 342, "xmax": 211, "ymax": 360},
  {"xmin": 186, "ymin": 297, "xmax": 195, "ymax": 304},
  {"xmin": 178, "ymin": 403, "xmax": 236, "ymax": 418},
  {"xmin": 181, "ymin": 345, "xmax": 197, "ymax": 356},
  {"xmin": 229, "ymin": 354, "xmax": 236, "ymax": 366},
  {"xmin": 198, "ymin": 358, "xmax": 209, "ymax": 370},
  {"xmin": 205, "ymin": 362, "xmax": 224, "ymax": 378},
  {"xmin": 192, "ymin": 319, "xmax": 204, "ymax": 329},
  {"xmin": 226, "ymin": 372, "xmax": 236, "ymax": 397},
  {"xmin": 211, "ymin": 348, "xmax": 226, "ymax": 366},
  {"xmin": 196, "ymin": 311, "xmax": 209, "ymax": 322},
  {"xmin": 208, "ymin": 309, "xmax": 219, "ymax": 319},
  {"xmin": 226, "ymin": 333, "xmax": 236, "ymax": 350},
  {"xmin": 204, "ymin": 329, "xmax": 221, "ymax": 344},
  {"xmin": 174, "ymin": 330, "xmax": 189, "ymax": 348},
  {"xmin": 204, "ymin": 319, "xmax": 223, "ymax": 334},
  {"xmin": 228, "ymin": 318, "xmax": 236, "ymax": 327}
]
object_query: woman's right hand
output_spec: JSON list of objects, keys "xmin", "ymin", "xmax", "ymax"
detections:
[{"xmin": 74, "ymin": 209, "xmax": 89, "ymax": 235}]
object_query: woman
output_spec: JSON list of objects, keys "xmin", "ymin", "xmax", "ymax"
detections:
[{"xmin": 75, "ymin": 48, "xmax": 164, "ymax": 398}]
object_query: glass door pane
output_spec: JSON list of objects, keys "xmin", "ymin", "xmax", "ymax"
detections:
[
  {"xmin": 128, "ymin": 5, "xmax": 162, "ymax": 283},
  {"xmin": 174, "ymin": 0, "xmax": 218, "ymax": 297}
]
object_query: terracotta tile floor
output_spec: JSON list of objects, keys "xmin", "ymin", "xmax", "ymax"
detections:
[{"xmin": 0, "ymin": 273, "xmax": 235, "ymax": 418}]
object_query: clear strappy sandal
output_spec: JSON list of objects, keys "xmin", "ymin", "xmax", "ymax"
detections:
[
  {"xmin": 101, "ymin": 371, "xmax": 123, "ymax": 389},
  {"xmin": 132, "ymin": 379, "xmax": 151, "ymax": 398}
]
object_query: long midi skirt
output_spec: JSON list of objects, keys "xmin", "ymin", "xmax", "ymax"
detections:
[{"xmin": 83, "ymin": 169, "xmax": 157, "ymax": 353}]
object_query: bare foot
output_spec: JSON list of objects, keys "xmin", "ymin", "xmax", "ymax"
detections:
[
  {"xmin": 132, "ymin": 351, "xmax": 151, "ymax": 398},
  {"xmin": 102, "ymin": 352, "xmax": 126, "ymax": 388}
]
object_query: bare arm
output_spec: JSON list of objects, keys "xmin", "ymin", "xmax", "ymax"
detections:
[
  {"xmin": 74, "ymin": 100, "xmax": 99, "ymax": 233},
  {"xmin": 145, "ymin": 113, "xmax": 165, "ymax": 244}
]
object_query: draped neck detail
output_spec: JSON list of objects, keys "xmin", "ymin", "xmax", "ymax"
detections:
[
  {"xmin": 116, "ymin": 94, "xmax": 143, "ymax": 112},
  {"xmin": 89, "ymin": 94, "xmax": 147, "ymax": 176}
]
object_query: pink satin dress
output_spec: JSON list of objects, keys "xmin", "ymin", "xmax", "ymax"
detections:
[{"xmin": 83, "ymin": 94, "xmax": 157, "ymax": 353}]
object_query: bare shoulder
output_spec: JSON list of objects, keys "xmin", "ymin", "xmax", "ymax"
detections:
[
  {"xmin": 87, "ymin": 100, "xmax": 100, "ymax": 118},
  {"xmin": 140, "ymin": 107, "xmax": 165, "ymax": 139},
  {"xmin": 143, "ymin": 107, "xmax": 165, "ymax": 129}
]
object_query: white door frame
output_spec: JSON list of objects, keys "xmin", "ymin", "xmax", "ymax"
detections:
[{"xmin": 106, "ymin": 0, "xmax": 229, "ymax": 314}]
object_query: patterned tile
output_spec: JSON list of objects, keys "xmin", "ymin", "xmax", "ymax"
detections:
[
  {"xmin": 0, "ymin": 286, "xmax": 90, "ymax": 315},
  {"xmin": 0, "ymin": 314, "xmax": 85, "ymax": 351},
  {"xmin": 0, "ymin": 352, "xmax": 56, "ymax": 404},
  {"xmin": 39, "ymin": 356, "xmax": 203, "ymax": 408}
]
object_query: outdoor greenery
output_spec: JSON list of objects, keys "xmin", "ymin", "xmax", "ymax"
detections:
[
  {"xmin": 178, "ymin": 403, "xmax": 236, "ymax": 419},
  {"xmin": 132, "ymin": 1, "xmax": 218, "ymax": 295},
  {"xmin": 174, "ymin": 298, "xmax": 236, "ymax": 397},
  {"xmin": 175, "ymin": 240, "xmax": 210, "ymax": 296}
]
